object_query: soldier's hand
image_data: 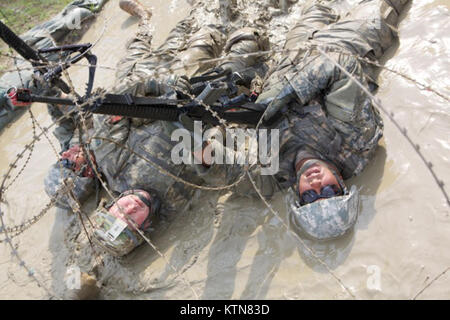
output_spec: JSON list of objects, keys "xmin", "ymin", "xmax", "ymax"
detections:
[
  {"xmin": 29, "ymin": 75, "xmax": 57, "ymax": 96},
  {"xmin": 166, "ymin": 75, "xmax": 191, "ymax": 93},
  {"xmin": 257, "ymin": 82, "xmax": 296, "ymax": 122},
  {"xmin": 6, "ymin": 87, "xmax": 32, "ymax": 107}
]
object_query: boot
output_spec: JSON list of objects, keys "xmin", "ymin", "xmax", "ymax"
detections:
[
  {"xmin": 65, "ymin": 272, "xmax": 100, "ymax": 300},
  {"xmin": 119, "ymin": 0, "xmax": 152, "ymax": 21}
]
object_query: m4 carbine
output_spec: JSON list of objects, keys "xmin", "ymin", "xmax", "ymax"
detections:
[
  {"xmin": 0, "ymin": 20, "xmax": 268, "ymax": 127},
  {"xmin": 14, "ymin": 83, "xmax": 266, "ymax": 126},
  {"xmin": 0, "ymin": 20, "xmax": 97, "ymax": 97}
]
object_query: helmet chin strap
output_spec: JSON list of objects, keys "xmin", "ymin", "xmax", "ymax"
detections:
[{"xmin": 296, "ymin": 159, "xmax": 348, "ymax": 195}]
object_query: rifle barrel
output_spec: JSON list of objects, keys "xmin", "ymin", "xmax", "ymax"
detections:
[{"xmin": 19, "ymin": 94, "xmax": 75, "ymax": 105}]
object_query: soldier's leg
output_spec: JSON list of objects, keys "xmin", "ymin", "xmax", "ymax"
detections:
[
  {"xmin": 170, "ymin": 25, "xmax": 227, "ymax": 79},
  {"xmin": 216, "ymin": 27, "xmax": 270, "ymax": 89},
  {"xmin": 342, "ymin": 0, "xmax": 409, "ymax": 59},
  {"xmin": 257, "ymin": 1, "xmax": 341, "ymax": 99},
  {"xmin": 113, "ymin": 16, "xmax": 197, "ymax": 93},
  {"xmin": 219, "ymin": 27, "xmax": 269, "ymax": 73},
  {"xmin": 113, "ymin": 22, "xmax": 155, "ymax": 88},
  {"xmin": 284, "ymin": 1, "xmax": 339, "ymax": 52}
]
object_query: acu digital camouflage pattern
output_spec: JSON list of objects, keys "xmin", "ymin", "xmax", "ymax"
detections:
[
  {"xmin": 44, "ymin": 163, "xmax": 95, "ymax": 210},
  {"xmin": 45, "ymin": 0, "xmax": 410, "ymax": 243},
  {"xmin": 91, "ymin": 209, "xmax": 144, "ymax": 257},
  {"xmin": 112, "ymin": 15, "xmax": 269, "ymax": 97},
  {"xmin": 289, "ymin": 185, "xmax": 360, "ymax": 241},
  {"xmin": 92, "ymin": 16, "xmax": 269, "ymax": 213},
  {"xmin": 256, "ymin": 0, "xmax": 409, "ymax": 240},
  {"xmin": 260, "ymin": 0, "xmax": 409, "ymax": 183},
  {"xmin": 0, "ymin": 0, "xmax": 108, "ymax": 132},
  {"xmin": 91, "ymin": 115, "xmax": 204, "ymax": 216},
  {"xmin": 46, "ymin": 8, "xmax": 270, "ymax": 218}
]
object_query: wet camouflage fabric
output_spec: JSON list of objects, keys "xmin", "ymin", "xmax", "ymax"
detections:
[
  {"xmin": 0, "ymin": 0, "xmax": 107, "ymax": 134},
  {"xmin": 20, "ymin": 0, "xmax": 108, "ymax": 59},
  {"xmin": 89, "ymin": 17, "xmax": 269, "ymax": 214},
  {"xmin": 258, "ymin": 0, "xmax": 409, "ymax": 185},
  {"xmin": 91, "ymin": 116, "xmax": 203, "ymax": 215},
  {"xmin": 113, "ymin": 17, "xmax": 268, "ymax": 97},
  {"xmin": 289, "ymin": 184, "xmax": 360, "ymax": 241},
  {"xmin": 256, "ymin": 0, "xmax": 409, "ymax": 240},
  {"xmin": 44, "ymin": 162, "xmax": 95, "ymax": 210},
  {"xmin": 91, "ymin": 209, "xmax": 144, "ymax": 257},
  {"xmin": 44, "ymin": 11, "xmax": 269, "ymax": 213}
]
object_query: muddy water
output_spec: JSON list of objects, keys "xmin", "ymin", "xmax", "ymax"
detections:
[{"xmin": 1, "ymin": 0, "xmax": 449, "ymax": 299}]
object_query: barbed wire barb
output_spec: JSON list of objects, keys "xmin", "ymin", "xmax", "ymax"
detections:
[{"xmin": 0, "ymin": 0, "xmax": 448, "ymax": 300}]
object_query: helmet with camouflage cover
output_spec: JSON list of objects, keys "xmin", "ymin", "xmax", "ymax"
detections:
[
  {"xmin": 289, "ymin": 184, "xmax": 360, "ymax": 241},
  {"xmin": 91, "ymin": 189, "xmax": 160, "ymax": 257},
  {"xmin": 289, "ymin": 159, "xmax": 360, "ymax": 241},
  {"xmin": 91, "ymin": 209, "xmax": 144, "ymax": 257}
]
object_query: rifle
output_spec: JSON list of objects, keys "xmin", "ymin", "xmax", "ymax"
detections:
[
  {"xmin": 0, "ymin": 20, "xmax": 269, "ymax": 126},
  {"xmin": 0, "ymin": 20, "xmax": 97, "ymax": 97}
]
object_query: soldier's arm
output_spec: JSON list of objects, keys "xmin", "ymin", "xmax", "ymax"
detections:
[
  {"xmin": 287, "ymin": 54, "xmax": 341, "ymax": 106},
  {"xmin": 113, "ymin": 73, "xmax": 191, "ymax": 98},
  {"xmin": 259, "ymin": 54, "xmax": 340, "ymax": 121}
]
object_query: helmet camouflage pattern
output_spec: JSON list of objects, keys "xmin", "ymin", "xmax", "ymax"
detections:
[
  {"xmin": 91, "ymin": 210, "xmax": 144, "ymax": 257},
  {"xmin": 289, "ymin": 185, "xmax": 360, "ymax": 241}
]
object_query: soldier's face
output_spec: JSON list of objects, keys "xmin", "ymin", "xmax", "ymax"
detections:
[
  {"xmin": 61, "ymin": 145, "xmax": 87, "ymax": 172},
  {"xmin": 298, "ymin": 162, "xmax": 342, "ymax": 201},
  {"xmin": 109, "ymin": 194, "xmax": 150, "ymax": 230}
]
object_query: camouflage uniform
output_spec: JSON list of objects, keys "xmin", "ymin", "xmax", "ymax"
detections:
[
  {"xmin": 0, "ymin": 0, "xmax": 108, "ymax": 145},
  {"xmin": 247, "ymin": 0, "xmax": 409, "ymax": 240},
  {"xmin": 86, "ymin": 16, "xmax": 269, "ymax": 214},
  {"xmin": 256, "ymin": 0, "xmax": 409, "ymax": 186}
]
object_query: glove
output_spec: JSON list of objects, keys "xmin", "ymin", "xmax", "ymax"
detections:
[
  {"xmin": 6, "ymin": 88, "xmax": 32, "ymax": 107},
  {"xmin": 29, "ymin": 75, "xmax": 59, "ymax": 96},
  {"xmin": 165, "ymin": 74, "xmax": 192, "ymax": 94},
  {"xmin": 256, "ymin": 82, "xmax": 296, "ymax": 122}
]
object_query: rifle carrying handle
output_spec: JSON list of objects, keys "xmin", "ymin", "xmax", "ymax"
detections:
[{"xmin": 0, "ymin": 20, "xmax": 41, "ymax": 63}]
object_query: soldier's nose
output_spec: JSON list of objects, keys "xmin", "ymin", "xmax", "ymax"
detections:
[
  {"xmin": 309, "ymin": 178, "xmax": 322, "ymax": 188},
  {"xmin": 309, "ymin": 182, "xmax": 322, "ymax": 194}
]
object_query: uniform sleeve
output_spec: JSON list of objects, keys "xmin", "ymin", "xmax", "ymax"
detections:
[
  {"xmin": 287, "ymin": 54, "xmax": 340, "ymax": 106},
  {"xmin": 113, "ymin": 74, "xmax": 191, "ymax": 98}
]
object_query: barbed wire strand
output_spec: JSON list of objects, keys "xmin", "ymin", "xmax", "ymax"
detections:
[
  {"xmin": 0, "ymin": 3, "xmax": 448, "ymax": 300},
  {"xmin": 413, "ymin": 266, "xmax": 450, "ymax": 300},
  {"xmin": 54, "ymin": 34, "xmax": 202, "ymax": 298},
  {"xmin": 0, "ymin": 10, "xmax": 111, "ymax": 299},
  {"xmin": 1, "ymin": 46, "xmax": 448, "ymax": 104},
  {"xmin": 316, "ymin": 46, "xmax": 449, "ymax": 208}
]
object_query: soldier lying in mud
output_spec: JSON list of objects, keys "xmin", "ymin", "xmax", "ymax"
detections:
[
  {"xmin": 45, "ymin": 0, "xmax": 270, "ymax": 256},
  {"xmin": 254, "ymin": 0, "xmax": 409, "ymax": 240},
  {"xmin": 0, "ymin": 0, "xmax": 107, "ymax": 135},
  {"xmin": 43, "ymin": 0, "xmax": 409, "ymax": 257}
]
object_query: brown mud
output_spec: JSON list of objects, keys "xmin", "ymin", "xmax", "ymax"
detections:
[{"xmin": 0, "ymin": 0, "xmax": 449, "ymax": 299}]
